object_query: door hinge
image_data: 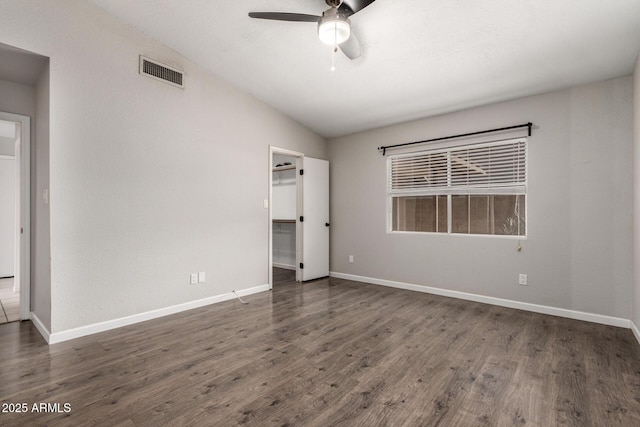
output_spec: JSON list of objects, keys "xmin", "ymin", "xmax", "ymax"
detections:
[
  {"xmin": 299, "ymin": 216, "xmax": 304, "ymax": 222},
  {"xmin": 299, "ymin": 263, "xmax": 304, "ymax": 269},
  {"xmin": 20, "ymin": 227, "xmax": 23, "ymax": 234},
  {"xmin": 299, "ymin": 169, "xmax": 304, "ymax": 175}
]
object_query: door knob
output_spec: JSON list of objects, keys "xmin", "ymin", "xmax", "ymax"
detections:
[{"xmin": 325, "ymin": 222, "xmax": 330, "ymax": 227}]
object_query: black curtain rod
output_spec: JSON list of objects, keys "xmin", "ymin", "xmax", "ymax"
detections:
[{"xmin": 377, "ymin": 122, "xmax": 533, "ymax": 155}]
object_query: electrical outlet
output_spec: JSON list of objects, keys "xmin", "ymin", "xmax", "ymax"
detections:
[
  {"xmin": 519, "ymin": 273, "xmax": 528, "ymax": 286},
  {"xmin": 349, "ymin": 255, "xmax": 354, "ymax": 264},
  {"xmin": 190, "ymin": 273, "xmax": 198, "ymax": 284},
  {"xmin": 198, "ymin": 272, "xmax": 205, "ymax": 283}
]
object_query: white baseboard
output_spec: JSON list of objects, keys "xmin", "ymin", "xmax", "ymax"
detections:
[
  {"xmin": 33, "ymin": 275, "xmax": 636, "ymax": 344},
  {"xmin": 273, "ymin": 263, "xmax": 295, "ymax": 271},
  {"xmin": 631, "ymin": 321, "xmax": 640, "ymax": 345},
  {"xmin": 30, "ymin": 312, "xmax": 51, "ymax": 344},
  {"xmin": 46, "ymin": 284, "xmax": 269, "ymax": 345},
  {"xmin": 330, "ymin": 272, "xmax": 630, "ymax": 329}
]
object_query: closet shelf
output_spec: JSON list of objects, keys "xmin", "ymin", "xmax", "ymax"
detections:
[
  {"xmin": 273, "ymin": 219, "xmax": 296, "ymax": 224},
  {"xmin": 272, "ymin": 165, "xmax": 296, "ymax": 172}
]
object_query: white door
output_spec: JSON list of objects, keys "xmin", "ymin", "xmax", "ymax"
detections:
[{"xmin": 296, "ymin": 157, "xmax": 329, "ymax": 281}]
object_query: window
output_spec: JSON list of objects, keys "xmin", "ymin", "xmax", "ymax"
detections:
[{"xmin": 388, "ymin": 138, "xmax": 527, "ymax": 236}]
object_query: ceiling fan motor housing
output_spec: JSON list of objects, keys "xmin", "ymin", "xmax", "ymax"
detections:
[{"xmin": 318, "ymin": 7, "xmax": 351, "ymax": 45}]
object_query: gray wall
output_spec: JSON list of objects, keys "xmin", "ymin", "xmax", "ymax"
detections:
[
  {"xmin": 0, "ymin": 0, "xmax": 326, "ymax": 334},
  {"xmin": 633, "ymin": 56, "xmax": 640, "ymax": 329},
  {"xmin": 0, "ymin": 135, "xmax": 14, "ymax": 156},
  {"xmin": 329, "ymin": 76, "xmax": 633, "ymax": 319},
  {"xmin": 0, "ymin": 79, "xmax": 35, "ymax": 119},
  {"xmin": 33, "ymin": 62, "xmax": 50, "ymax": 329}
]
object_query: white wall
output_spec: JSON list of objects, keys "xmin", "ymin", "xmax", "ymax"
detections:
[
  {"xmin": 272, "ymin": 170, "xmax": 297, "ymax": 220},
  {"xmin": 633, "ymin": 55, "xmax": 640, "ymax": 331},
  {"xmin": 0, "ymin": 0, "xmax": 326, "ymax": 334},
  {"xmin": 329, "ymin": 76, "xmax": 633, "ymax": 319},
  {"xmin": 272, "ymin": 222, "xmax": 296, "ymax": 269},
  {"xmin": 0, "ymin": 157, "xmax": 15, "ymax": 277}
]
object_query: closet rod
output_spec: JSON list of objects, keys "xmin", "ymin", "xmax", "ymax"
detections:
[{"xmin": 377, "ymin": 122, "xmax": 533, "ymax": 156}]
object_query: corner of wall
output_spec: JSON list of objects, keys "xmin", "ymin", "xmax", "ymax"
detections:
[{"xmin": 633, "ymin": 53, "xmax": 640, "ymax": 332}]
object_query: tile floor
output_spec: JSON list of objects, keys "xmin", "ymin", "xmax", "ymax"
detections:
[{"xmin": 0, "ymin": 277, "xmax": 19, "ymax": 324}]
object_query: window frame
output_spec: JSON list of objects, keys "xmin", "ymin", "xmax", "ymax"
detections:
[{"xmin": 386, "ymin": 137, "xmax": 528, "ymax": 238}]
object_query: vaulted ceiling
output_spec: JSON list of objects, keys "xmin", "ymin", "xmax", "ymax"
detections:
[{"xmin": 88, "ymin": 0, "xmax": 640, "ymax": 138}]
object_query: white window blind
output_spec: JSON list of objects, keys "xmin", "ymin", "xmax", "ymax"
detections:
[{"xmin": 389, "ymin": 138, "xmax": 527, "ymax": 195}]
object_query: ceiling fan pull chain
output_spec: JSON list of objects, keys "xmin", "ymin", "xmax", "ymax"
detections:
[
  {"xmin": 331, "ymin": 20, "xmax": 338, "ymax": 71},
  {"xmin": 331, "ymin": 45, "xmax": 337, "ymax": 71}
]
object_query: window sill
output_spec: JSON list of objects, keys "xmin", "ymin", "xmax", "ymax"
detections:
[{"xmin": 388, "ymin": 230, "xmax": 528, "ymax": 240}]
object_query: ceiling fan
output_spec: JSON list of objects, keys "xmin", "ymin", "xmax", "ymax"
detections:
[{"xmin": 248, "ymin": 0, "xmax": 377, "ymax": 60}]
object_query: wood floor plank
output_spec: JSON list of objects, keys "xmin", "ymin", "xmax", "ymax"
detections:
[{"xmin": 1, "ymin": 270, "xmax": 640, "ymax": 426}]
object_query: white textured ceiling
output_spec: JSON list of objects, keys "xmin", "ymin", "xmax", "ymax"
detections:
[{"xmin": 88, "ymin": 0, "xmax": 640, "ymax": 138}]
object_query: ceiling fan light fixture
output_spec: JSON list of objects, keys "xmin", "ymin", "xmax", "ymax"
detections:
[{"xmin": 318, "ymin": 13, "xmax": 350, "ymax": 45}]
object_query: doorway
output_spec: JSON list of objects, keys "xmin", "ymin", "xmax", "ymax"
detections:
[
  {"xmin": 268, "ymin": 147, "xmax": 330, "ymax": 289},
  {"xmin": 0, "ymin": 113, "xmax": 30, "ymax": 322},
  {"xmin": 269, "ymin": 147, "xmax": 303, "ymax": 288}
]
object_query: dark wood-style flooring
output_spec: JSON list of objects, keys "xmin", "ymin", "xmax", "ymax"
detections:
[{"xmin": 1, "ymin": 269, "xmax": 640, "ymax": 426}]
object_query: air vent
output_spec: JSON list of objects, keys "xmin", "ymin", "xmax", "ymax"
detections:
[{"xmin": 139, "ymin": 56, "xmax": 184, "ymax": 88}]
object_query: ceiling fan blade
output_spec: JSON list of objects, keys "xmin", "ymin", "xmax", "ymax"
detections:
[
  {"xmin": 248, "ymin": 12, "xmax": 321, "ymax": 22},
  {"xmin": 339, "ymin": 32, "xmax": 361, "ymax": 59},
  {"xmin": 338, "ymin": 0, "xmax": 376, "ymax": 17}
]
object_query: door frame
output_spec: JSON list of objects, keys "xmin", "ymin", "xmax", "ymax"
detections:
[
  {"xmin": 268, "ymin": 146, "xmax": 303, "ymax": 289},
  {"xmin": 0, "ymin": 112, "xmax": 30, "ymax": 320}
]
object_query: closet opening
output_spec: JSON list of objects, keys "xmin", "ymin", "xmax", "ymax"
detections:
[{"xmin": 269, "ymin": 147, "xmax": 303, "ymax": 288}]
